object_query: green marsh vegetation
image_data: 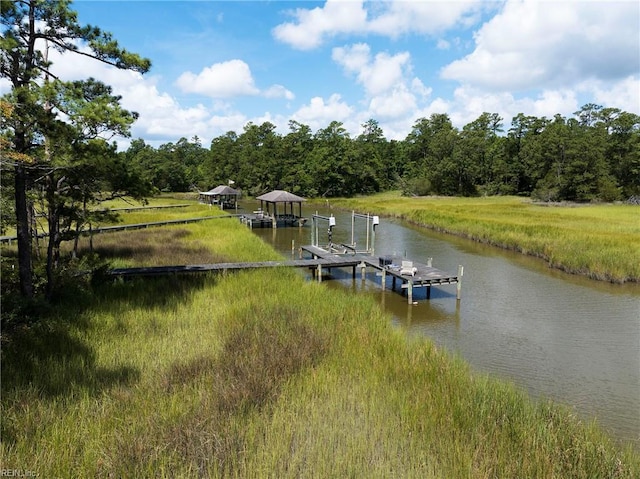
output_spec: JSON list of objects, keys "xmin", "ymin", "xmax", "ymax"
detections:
[
  {"xmin": 330, "ymin": 192, "xmax": 640, "ymax": 283},
  {"xmin": 2, "ymin": 205, "xmax": 639, "ymax": 477}
]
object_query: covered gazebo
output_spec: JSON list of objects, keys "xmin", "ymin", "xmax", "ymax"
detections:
[
  {"xmin": 199, "ymin": 185, "xmax": 240, "ymax": 209},
  {"xmin": 255, "ymin": 190, "xmax": 306, "ymax": 227}
]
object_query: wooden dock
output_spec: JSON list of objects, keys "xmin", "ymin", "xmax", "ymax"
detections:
[
  {"xmin": 107, "ymin": 258, "xmax": 361, "ymax": 277},
  {"xmin": 106, "ymin": 245, "xmax": 461, "ymax": 304},
  {"xmin": 0, "ymin": 215, "xmax": 238, "ymax": 245},
  {"xmin": 300, "ymin": 245, "xmax": 462, "ymax": 303},
  {"xmin": 240, "ymin": 213, "xmax": 307, "ymax": 228}
]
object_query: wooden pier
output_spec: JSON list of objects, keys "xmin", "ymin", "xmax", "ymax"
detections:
[
  {"xmin": 103, "ymin": 210, "xmax": 461, "ymax": 303},
  {"xmin": 107, "ymin": 245, "xmax": 461, "ymax": 304},
  {"xmin": 240, "ymin": 213, "xmax": 307, "ymax": 228},
  {"xmin": 300, "ymin": 245, "xmax": 462, "ymax": 303},
  {"xmin": 107, "ymin": 257, "xmax": 360, "ymax": 278}
]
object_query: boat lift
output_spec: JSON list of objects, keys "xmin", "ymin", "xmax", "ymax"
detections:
[
  {"xmin": 351, "ymin": 212, "xmax": 379, "ymax": 255},
  {"xmin": 310, "ymin": 211, "xmax": 379, "ymax": 255},
  {"xmin": 310, "ymin": 213, "xmax": 337, "ymax": 250}
]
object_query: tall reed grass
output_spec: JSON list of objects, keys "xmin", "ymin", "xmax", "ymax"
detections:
[
  {"xmin": 2, "ymin": 206, "xmax": 639, "ymax": 477},
  {"xmin": 330, "ymin": 192, "xmax": 640, "ymax": 283}
]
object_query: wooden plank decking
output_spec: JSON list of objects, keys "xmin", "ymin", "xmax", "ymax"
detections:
[{"xmin": 107, "ymin": 257, "xmax": 362, "ymax": 278}]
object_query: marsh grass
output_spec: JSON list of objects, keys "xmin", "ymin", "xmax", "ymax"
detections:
[
  {"xmin": 330, "ymin": 192, "xmax": 640, "ymax": 282},
  {"xmin": 2, "ymin": 205, "xmax": 639, "ymax": 477}
]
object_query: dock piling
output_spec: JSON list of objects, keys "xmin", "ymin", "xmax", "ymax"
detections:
[{"xmin": 456, "ymin": 265, "xmax": 464, "ymax": 300}]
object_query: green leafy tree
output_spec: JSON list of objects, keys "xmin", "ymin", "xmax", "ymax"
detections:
[
  {"xmin": 311, "ymin": 121, "xmax": 355, "ymax": 197},
  {"xmin": 36, "ymin": 78, "xmax": 152, "ymax": 297},
  {"xmin": 1, "ymin": 0, "xmax": 150, "ymax": 298},
  {"xmin": 354, "ymin": 119, "xmax": 387, "ymax": 193},
  {"xmin": 457, "ymin": 112, "xmax": 503, "ymax": 193},
  {"xmin": 207, "ymin": 131, "xmax": 240, "ymax": 189},
  {"xmin": 122, "ymin": 138, "xmax": 161, "ymax": 193},
  {"xmin": 597, "ymin": 108, "xmax": 640, "ymax": 197},
  {"xmin": 234, "ymin": 122, "xmax": 282, "ymax": 195},
  {"xmin": 403, "ymin": 114, "xmax": 458, "ymax": 195},
  {"xmin": 280, "ymin": 120, "xmax": 315, "ymax": 195}
]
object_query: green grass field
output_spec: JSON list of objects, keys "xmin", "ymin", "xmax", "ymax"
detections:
[
  {"xmin": 330, "ymin": 193, "xmax": 640, "ymax": 283},
  {"xmin": 2, "ymin": 199, "xmax": 638, "ymax": 477}
]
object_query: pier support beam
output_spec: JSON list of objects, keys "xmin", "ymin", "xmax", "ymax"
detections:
[
  {"xmin": 456, "ymin": 265, "xmax": 464, "ymax": 300},
  {"xmin": 407, "ymin": 281, "xmax": 413, "ymax": 304}
]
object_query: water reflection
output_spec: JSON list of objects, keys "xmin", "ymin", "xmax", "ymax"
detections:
[{"xmin": 245, "ymin": 203, "xmax": 640, "ymax": 447}]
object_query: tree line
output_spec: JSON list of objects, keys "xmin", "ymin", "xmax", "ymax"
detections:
[{"xmin": 124, "ymin": 106, "xmax": 639, "ymax": 202}]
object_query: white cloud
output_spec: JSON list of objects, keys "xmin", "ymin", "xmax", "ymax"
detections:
[
  {"xmin": 273, "ymin": 0, "xmax": 484, "ymax": 50},
  {"xmin": 31, "ymin": 46, "xmax": 248, "ymax": 147},
  {"xmin": 333, "ymin": 43, "xmax": 426, "ymax": 121},
  {"xmin": 587, "ymin": 76, "xmax": 640, "ymax": 114},
  {"xmin": 263, "ymin": 84, "xmax": 295, "ymax": 100},
  {"xmin": 367, "ymin": 0, "xmax": 484, "ymax": 37},
  {"xmin": 411, "ymin": 78, "xmax": 432, "ymax": 100},
  {"xmin": 436, "ymin": 39, "xmax": 451, "ymax": 50},
  {"xmin": 291, "ymin": 94, "xmax": 354, "ymax": 131},
  {"xmin": 333, "ymin": 44, "xmax": 412, "ymax": 96},
  {"xmin": 369, "ymin": 86, "xmax": 417, "ymax": 119},
  {"xmin": 175, "ymin": 60, "xmax": 260, "ymax": 98},
  {"xmin": 441, "ymin": 0, "xmax": 640, "ymax": 92},
  {"xmin": 273, "ymin": 0, "xmax": 368, "ymax": 50}
]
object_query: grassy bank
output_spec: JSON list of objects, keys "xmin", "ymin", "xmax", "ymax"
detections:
[
  {"xmin": 329, "ymin": 192, "xmax": 640, "ymax": 283},
  {"xmin": 2, "ymin": 204, "xmax": 639, "ymax": 477}
]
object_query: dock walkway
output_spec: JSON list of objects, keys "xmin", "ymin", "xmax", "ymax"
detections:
[
  {"xmin": 106, "ymin": 245, "xmax": 461, "ymax": 304},
  {"xmin": 107, "ymin": 256, "xmax": 362, "ymax": 278}
]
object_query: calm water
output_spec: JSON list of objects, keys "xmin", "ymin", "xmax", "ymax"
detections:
[{"xmin": 248, "ymin": 205, "xmax": 640, "ymax": 448}]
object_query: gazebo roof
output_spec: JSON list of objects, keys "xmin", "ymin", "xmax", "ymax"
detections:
[
  {"xmin": 202, "ymin": 185, "xmax": 240, "ymax": 196},
  {"xmin": 256, "ymin": 190, "xmax": 306, "ymax": 203}
]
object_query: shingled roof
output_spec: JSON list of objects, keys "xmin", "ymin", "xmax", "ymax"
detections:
[
  {"xmin": 201, "ymin": 185, "xmax": 240, "ymax": 195},
  {"xmin": 255, "ymin": 190, "xmax": 306, "ymax": 203}
]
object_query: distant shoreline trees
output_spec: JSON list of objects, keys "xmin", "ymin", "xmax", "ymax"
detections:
[{"xmin": 125, "ymin": 105, "xmax": 639, "ymax": 202}]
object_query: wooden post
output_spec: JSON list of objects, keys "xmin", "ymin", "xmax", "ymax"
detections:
[
  {"xmin": 456, "ymin": 265, "xmax": 464, "ymax": 300},
  {"xmin": 380, "ymin": 268, "xmax": 386, "ymax": 290},
  {"xmin": 317, "ymin": 263, "xmax": 322, "ymax": 282},
  {"xmin": 407, "ymin": 280, "xmax": 413, "ymax": 304},
  {"xmin": 360, "ymin": 262, "xmax": 366, "ymax": 280},
  {"xmin": 426, "ymin": 285, "xmax": 431, "ymax": 299}
]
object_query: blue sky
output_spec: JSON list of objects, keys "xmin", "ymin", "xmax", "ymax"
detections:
[{"xmin": 11, "ymin": 0, "xmax": 640, "ymax": 148}]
